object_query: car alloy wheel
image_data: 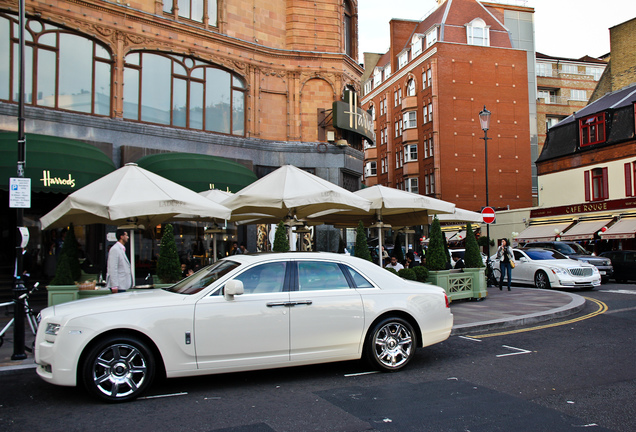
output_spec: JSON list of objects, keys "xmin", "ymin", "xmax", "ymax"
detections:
[
  {"xmin": 366, "ymin": 317, "xmax": 416, "ymax": 371},
  {"xmin": 82, "ymin": 335, "xmax": 155, "ymax": 402},
  {"xmin": 534, "ymin": 270, "xmax": 551, "ymax": 289}
]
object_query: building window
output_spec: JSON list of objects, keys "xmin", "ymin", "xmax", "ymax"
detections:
[
  {"xmin": 366, "ymin": 161, "xmax": 377, "ymax": 177},
  {"xmin": 429, "ymin": 137, "xmax": 433, "ymax": 156},
  {"xmin": 538, "ymin": 90, "xmax": 557, "ymax": 104},
  {"xmin": 428, "ymin": 103, "xmax": 433, "ymax": 122},
  {"xmin": 398, "ymin": 88, "xmax": 402, "ymax": 105},
  {"xmin": 364, "ymin": 80, "xmax": 372, "ymax": 95},
  {"xmin": 405, "ymin": 144, "xmax": 418, "ymax": 162},
  {"xmin": 164, "ymin": 0, "xmax": 218, "ymax": 26},
  {"xmin": 0, "ymin": 14, "xmax": 112, "ymax": 116},
  {"xmin": 384, "ymin": 126, "xmax": 388, "ymax": 144},
  {"xmin": 427, "ymin": 69, "xmax": 432, "ymax": 87},
  {"xmin": 124, "ymin": 51, "xmax": 246, "ymax": 135},
  {"xmin": 561, "ymin": 63, "xmax": 578, "ymax": 74},
  {"xmin": 584, "ymin": 168, "xmax": 608, "ymax": 201},
  {"xmin": 398, "ymin": 51, "xmax": 409, "ymax": 69},
  {"xmin": 570, "ymin": 89, "xmax": 588, "ymax": 101},
  {"xmin": 343, "ymin": 1, "xmax": 353, "ymax": 58},
  {"xmin": 546, "ymin": 117, "xmax": 561, "ymax": 130},
  {"xmin": 422, "ymin": 70, "xmax": 427, "ymax": 90},
  {"xmin": 394, "ymin": 91, "xmax": 398, "ymax": 107},
  {"xmin": 411, "ymin": 35, "xmax": 422, "ymax": 58},
  {"xmin": 423, "ymin": 106, "xmax": 428, "ymax": 124},
  {"xmin": 406, "ymin": 178, "xmax": 418, "ymax": 193},
  {"xmin": 384, "ymin": 65, "xmax": 391, "ymax": 79},
  {"xmin": 407, "ymin": 79, "xmax": 416, "ymax": 96},
  {"xmin": 586, "ymin": 66, "xmax": 603, "ymax": 80},
  {"xmin": 369, "ymin": 104, "xmax": 376, "ymax": 121},
  {"xmin": 536, "ymin": 62, "xmax": 552, "ymax": 77},
  {"xmin": 429, "ymin": 173, "xmax": 435, "ymax": 193},
  {"xmin": 395, "ymin": 121, "xmax": 399, "ymax": 138},
  {"xmin": 466, "ymin": 18, "xmax": 489, "ymax": 46},
  {"xmin": 395, "ymin": 152, "xmax": 399, "ymax": 169},
  {"xmin": 425, "ymin": 175, "xmax": 429, "ymax": 194},
  {"xmin": 399, "ymin": 119, "xmax": 403, "ymax": 135},
  {"xmin": 625, "ymin": 163, "xmax": 633, "ymax": 197},
  {"xmin": 426, "ymin": 28, "xmax": 438, "ymax": 48},
  {"xmin": 403, "ymin": 111, "xmax": 417, "ymax": 129},
  {"xmin": 579, "ymin": 113, "xmax": 606, "ymax": 146}
]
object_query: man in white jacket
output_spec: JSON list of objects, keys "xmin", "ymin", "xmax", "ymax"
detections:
[{"xmin": 106, "ymin": 229, "xmax": 133, "ymax": 292}]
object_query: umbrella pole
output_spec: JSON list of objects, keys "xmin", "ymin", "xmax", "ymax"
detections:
[
  {"xmin": 213, "ymin": 233, "xmax": 218, "ymax": 263},
  {"xmin": 130, "ymin": 229, "xmax": 136, "ymax": 286},
  {"xmin": 378, "ymin": 226, "xmax": 383, "ymax": 267}
]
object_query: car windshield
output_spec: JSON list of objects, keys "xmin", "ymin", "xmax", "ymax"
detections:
[
  {"xmin": 164, "ymin": 260, "xmax": 241, "ymax": 295},
  {"xmin": 550, "ymin": 243, "xmax": 577, "ymax": 254},
  {"xmin": 568, "ymin": 243, "xmax": 590, "ymax": 255},
  {"xmin": 525, "ymin": 249, "xmax": 568, "ymax": 260}
]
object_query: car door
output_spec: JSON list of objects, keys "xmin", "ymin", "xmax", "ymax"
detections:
[
  {"xmin": 288, "ymin": 260, "xmax": 365, "ymax": 363},
  {"xmin": 194, "ymin": 261, "xmax": 291, "ymax": 371},
  {"xmin": 512, "ymin": 250, "xmax": 531, "ymax": 284}
]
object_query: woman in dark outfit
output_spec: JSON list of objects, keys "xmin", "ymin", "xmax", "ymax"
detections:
[{"xmin": 496, "ymin": 238, "xmax": 515, "ymax": 291}]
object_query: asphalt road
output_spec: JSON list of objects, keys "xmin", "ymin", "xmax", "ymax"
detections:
[{"xmin": 1, "ymin": 283, "xmax": 635, "ymax": 432}]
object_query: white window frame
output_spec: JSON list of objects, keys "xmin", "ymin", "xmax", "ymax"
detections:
[
  {"xmin": 466, "ymin": 18, "xmax": 490, "ymax": 47},
  {"xmin": 406, "ymin": 178, "xmax": 418, "ymax": 194},
  {"xmin": 423, "ymin": 106, "xmax": 428, "ymax": 124},
  {"xmin": 561, "ymin": 63, "xmax": 578, "ymax": 74},
  {"xmin": 403, "ymin": 111, "xmax": 417, "ymax": 129},
  {"xmin": 428, "ymin": 103, "xmax": 433, "ymax": 122},
  {"xmin": 398, "ymin": 88, "xmax": 402, "ymax": 105},
  {"xmin": 536, "ymin": 62, "xmax": 552, "ymax": 77},
  {"xmin": 426, "ymin": 28, "xmax": 438, "ymax": 48},
  {"xmin": 398, "ymin": 51, "xmax": 409, "ymax": 69},
  {"xmin": 411, "ymin": 35, "xmax": 423, "ymax": 58},
  {"xmin": 395, "ymin": 121, "xmax": 399, "ymax": 138},
  {"xmin": 405, "ymin": 143, "xmax": 418, "ymax": 162},
  {"xmin": 427, "ymin": 69, "xmax": 432, "ymax": 87},
  {"xmin": 422, "ymin": 70, "xmax": 427, "ymax": 90},
  {"xmin": 407, "ymin": 79, "xmax": 416, "ymax": 96},
  {"xmin": 384, "ymin": 64, "xmax": 391, "ymax": 79},
  {"xmin": 430, "ymin": 173, "xmax": 435, "ymax": 193},
  {"xmin": 366, "ymin": 161, "xmax": 377, "ymax": 176},
  {"xmin": 570, "ymin": 89, "xmax": 587, "ymax": 101},
  {"xmin": 425, "ymin": 175, "xmax": 429, "ymax": 194}
]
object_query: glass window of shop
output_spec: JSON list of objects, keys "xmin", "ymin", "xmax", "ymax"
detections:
[
  {"xmin": 123, "ymin": 52, "xmax": 246, "ymax": 136},
  {"xmin": 0, "ymin": 13, "xmax": 112, "ymax": 116}
]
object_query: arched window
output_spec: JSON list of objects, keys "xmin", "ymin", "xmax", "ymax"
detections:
[
  {"xmin": 163, "ymin": 0, "xmax": 218, "ymax": 26},
  {"xmin": 343, "ymin": 1, "xmax": 353, "ymax": 58},
  {"xmin": 466, "ymin": 18, "xmax": 489, "ymax": 47},
  {"xmin": 0, "ymin": 13, "xmax": 112, "ymax": 116},
  {"xmin": 406, "ymin": 79, "xmax": 416, "ymax": 96},
  {"xmin": 123, "ymin": 52, "xmax": 246, "ymax": 136}
]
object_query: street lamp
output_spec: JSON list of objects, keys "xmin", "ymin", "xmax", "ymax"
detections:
[{"xmin": 479, "ymin": 106, "xmax": 492, "ymax": 272}]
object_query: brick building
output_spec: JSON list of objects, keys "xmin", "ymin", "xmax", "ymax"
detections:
[
  {"xmin": 361, "ymin": 0, "xmax": 534, "ymax": 214},
  {"xmin": 0, "ymin": 0, "xmax": 370, "ymax": 283},
  {"xmin": 536, "ymin": 52, "xmax": 607, "ymax": 155}
]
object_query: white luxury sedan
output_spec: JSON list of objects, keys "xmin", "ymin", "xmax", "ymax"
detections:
[
  {"xmin": 492, "ymin": 248, "xmax": 601, "ymax": 290},
  {"xmin": 35, "ymin": 252, "xmax": 453, "ymax": 402}
]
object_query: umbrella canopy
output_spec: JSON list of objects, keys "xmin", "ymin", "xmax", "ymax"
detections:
[
  {"xmin": 221, "ymin": 165, "xmax": 372, "ymax": 221},
  {"xmin": 308, "ymin": 185, "xmax": 455, "ymax": 227},
  {"xmin": 40, "ymin": 163, "xmax": 232, "ymax": 230},
  {"xmin": 435, "ymin": 207, "xmax": 484, "ymax": 223}
]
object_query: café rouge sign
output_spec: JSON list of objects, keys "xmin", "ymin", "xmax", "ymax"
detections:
[{"xmin": 40, "ymin": 170, "xmax": 76, "ymax": 188}]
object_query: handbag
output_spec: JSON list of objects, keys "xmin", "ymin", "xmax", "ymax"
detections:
[{"xmin": 510, "ymin": 260, "xmax": 516, "ymax": 269}]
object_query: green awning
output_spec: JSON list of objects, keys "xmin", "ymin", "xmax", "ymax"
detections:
[
  {"xmin": 0, "ymin": 132, "xmax": 116, "ymax": 193},
  {"xmin": 136, "ymin": 152, "xmax": 257, "ymax": 193}
]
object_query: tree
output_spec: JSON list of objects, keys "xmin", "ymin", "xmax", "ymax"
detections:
[
  {"xmin": 273, "ymin": 221, "xmax": 290, "ymax": 252},
  {"xmin": 425, "ymin": 216, "xmax": 448, "ymax": 271},
  {"xmin": 157, "ymin": 224, "xmax": 182, "ymax": 283},
  {"xmin": 50, "ymin": 254, "xmax": 74, "ymax": 285},
  {"xmin": 354, "ymin": 221, "xmax": 372, "ymax": 261},
  {"xmin": 464, "ymin": 224, "xmax": 484, "ymax": 268}
]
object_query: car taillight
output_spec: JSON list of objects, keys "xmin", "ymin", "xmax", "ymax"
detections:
[{"xmin": 444, "ymin": 293, "xmax": 450, "ymax": 308}]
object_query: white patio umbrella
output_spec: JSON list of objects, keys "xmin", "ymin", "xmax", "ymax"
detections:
[
  {"xmin": 308, "ymin": 185, "xmax": 455, "ymax": 266},
  {"xmin": 41, "ymin": 163, "xmax": 232, "ymax": 282},
  {"xmin": 435, "ymin": 207, "xmax": 484, "ymax": 223},
  {"xmin": 221, "ymin": 165, "xmax": 372, "ymax": 249}
]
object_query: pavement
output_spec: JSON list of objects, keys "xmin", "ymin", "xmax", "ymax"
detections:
[{"xmin": 0, "ymin": 286, "xmax": 586, "ymax": 372}]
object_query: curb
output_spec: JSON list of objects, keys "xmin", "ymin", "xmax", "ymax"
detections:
[{"xmin": 450, "ymin": 290, "xmax": 586, "ymax": 336}]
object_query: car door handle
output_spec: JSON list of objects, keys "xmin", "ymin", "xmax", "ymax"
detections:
[
  {"xmin": 266, "ymin": 301, "xmax": 313, "ymax": 307},
  {"xmin": 266, "ymin": 302, "xmax": 289, "ymax": 307},
  {"xmin": 289, "ymin": 300, "xmax": 313, "ymax": 306}
]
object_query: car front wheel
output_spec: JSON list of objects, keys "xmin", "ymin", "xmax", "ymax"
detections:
[
  {"xmin": 82, "ymin": 335, "xmax": 155, "ymax": 403},
  {"xmin": 534, "ymin": 270, "xmax": 551, "ymax": 289},
  {"xmin": 365, "ymin": 317, "xmax": 416, "ymax": 372}
]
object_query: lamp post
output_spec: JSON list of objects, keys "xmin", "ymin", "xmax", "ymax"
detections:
[{"xmin": 479, "ymin": 106, "xmax": 491, "ymax": 266}]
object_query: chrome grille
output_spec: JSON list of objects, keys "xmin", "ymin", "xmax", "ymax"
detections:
[{"xmin": 568, "ymin": 267, "xmax": 593, "ymax": 277}]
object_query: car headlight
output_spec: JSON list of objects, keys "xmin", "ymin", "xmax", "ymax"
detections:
[
  {"xmin": 550, "ymin": 267, "xmax": 568, "ymax": 275},
  {"xmin": 591, "ymin": 266, "xmax": 600, "ymax": 273},
  {"xmin": 45, "ymin": 323, "xmax": 61, "ymax": 336}
]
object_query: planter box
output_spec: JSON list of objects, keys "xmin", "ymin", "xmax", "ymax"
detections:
[
  {"xmin": 426, "ymin": 268, "xmax": 487, "ymax": 302},
  {"xmin": 46, "ymin": 285, "xmax": 79, "ymax": 307},
  {"xmin": 78, "ymin": 289, "xmax": 113, "ymax": 300}
]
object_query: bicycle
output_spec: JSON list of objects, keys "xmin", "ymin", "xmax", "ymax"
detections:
[
  {"xmin": 0, "ymin": 282, "xmax": 40, "ymax": 349},
  {"xmin": 485, "ymin": 259, "xmax": 501, "ymax": 288}
]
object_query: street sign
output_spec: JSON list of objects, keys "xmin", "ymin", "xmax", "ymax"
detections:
[
  {"xmin": 9, "ymin": 177, "xmax": 31, "ymax": 208},
  {"xmin": 482, "ymin": 206, "xmax": 496, "ymax": 224}
]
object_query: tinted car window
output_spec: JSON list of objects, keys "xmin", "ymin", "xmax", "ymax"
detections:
[
  {"xmin": 232, "ymin": 262, "xmax": 287, "ymax": 294},
  {"xmin": 525, "ymin": 249, "xmax": 567, "ymax": 260},
  {"xmin": 344, "ymin": 266, "xmax": 374, "ymax": 288},
  {"xmin": 166, "ymin": 260, "xmax": 240, "ymax": 295},
  {"xmin": 298, "ymin": 261, "xmax": 350, "ymax": 291}
]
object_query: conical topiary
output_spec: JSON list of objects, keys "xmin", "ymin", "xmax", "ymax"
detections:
[
  {"xmin": 157, "ymin": 224, "xmax": 182, "ymax": 283},
  {"xmin": 273, "ymin": 221, "xmax": 290, "ymax": 252},
  {"xmin": 354, "ymin": 221, "xmax": 372, "ymax": 261},
  {"xmin": 464, "ymin": 224, "xmax": 484, "ymax": 268},
  {"xmin": 58, "ymin": 223, "xmax": 81, "ymax": 282},
  {"xmin": 50, "ymin": 253, "xmax": 74, "ymax": 285},
  {"xmin": 425, "ymin": 216, "xmax": 447, "ymax": 271}
]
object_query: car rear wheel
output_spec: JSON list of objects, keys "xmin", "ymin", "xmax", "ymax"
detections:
[
  {"xmin": 534, "ymin": 270, "xmax": 551, "ymax": 289},
  {"xmin": 82, "ymin": 335, "xmax": 155, "ymax": 403},
  {"xmin": 365, "ymin": 317, "xmax": 416, "ymax": 372}
]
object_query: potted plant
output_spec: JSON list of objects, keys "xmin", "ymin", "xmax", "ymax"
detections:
[
  {"xmin": 462, "ymin": 223, "xmax": 488, "ymax": 300},
  {"xmin": 354, "ymin": 221, "xmax": 372, "ymax": 261},
  {"xmin": 273, "ymin": 221, "xmax": 290, "ymax": 252}
]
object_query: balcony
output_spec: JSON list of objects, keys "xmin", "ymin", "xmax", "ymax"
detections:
[
  {"xmin": 401, "ymin": 96, "xmax": 418, "ymax": 111},
  {"xmin": 402, "ymin": 128, "xmax": 418, "ymax": 143},
  {"xmin": 403, "ymin": 161, "xmax": 419, "ymax": 176}
]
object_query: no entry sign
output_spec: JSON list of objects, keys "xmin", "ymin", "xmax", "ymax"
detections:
[{"xmin": 482, "ymin": 206, "xmax": 496, "ymax": 224}]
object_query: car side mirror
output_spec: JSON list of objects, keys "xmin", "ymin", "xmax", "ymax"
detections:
[
  {"xmin": 520, "ymin": 257, "xmax": 528, "ymax": 262},
  {"xmin": 224, "ymin": 280, "xmax": 244, "ymax": 300}
]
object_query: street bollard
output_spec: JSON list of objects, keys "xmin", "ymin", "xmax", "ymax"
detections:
[{"xmin": 12, "ymin": 276, "xmax": 27, "ymax": 360}]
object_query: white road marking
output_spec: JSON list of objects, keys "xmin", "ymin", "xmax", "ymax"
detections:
[
  {"xmin": 496, "ymin": 345, "xmax": 532, "ymax": 357},
  {"xmin": 599, "ymin": 289, "xmax": 636, "ymax": 295},
  {"xmin": 345, "ymin": 371, "xmax": 379, "ymax": 377},
  {"xmin": 139, "ymin": 392, "xmax": 188, "ymax": 400},
  {"xmin": 459, "ymin": 336, "xmax": 482, "ymax": 342}
]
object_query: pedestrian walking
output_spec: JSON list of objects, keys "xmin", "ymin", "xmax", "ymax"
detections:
[
  {"xmin": 496, "ymin": 238, "xmax": 515, "ymax": 291},
  {"xmin": 106, "ymin": 229, "xmax": 133, "ymax": 293}
]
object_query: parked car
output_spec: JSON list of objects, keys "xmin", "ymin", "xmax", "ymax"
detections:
[
  {"xmin": 526, "ymin": 241, "xmax": 613, "ymax": 283},
  {"xmin": 35, "ymin": 252, "xmax": 453, "ymax": 402},
  {"xmin": 491, "ymin": 248, "xmax": 601, "ymax": 290},
  {"xmin": 448, "ymin": 248, "xmax": 487, "ymax": 268},
  {"xmin": 599, "ymin": 250, "xmax": 636, "ymax": 282}
]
